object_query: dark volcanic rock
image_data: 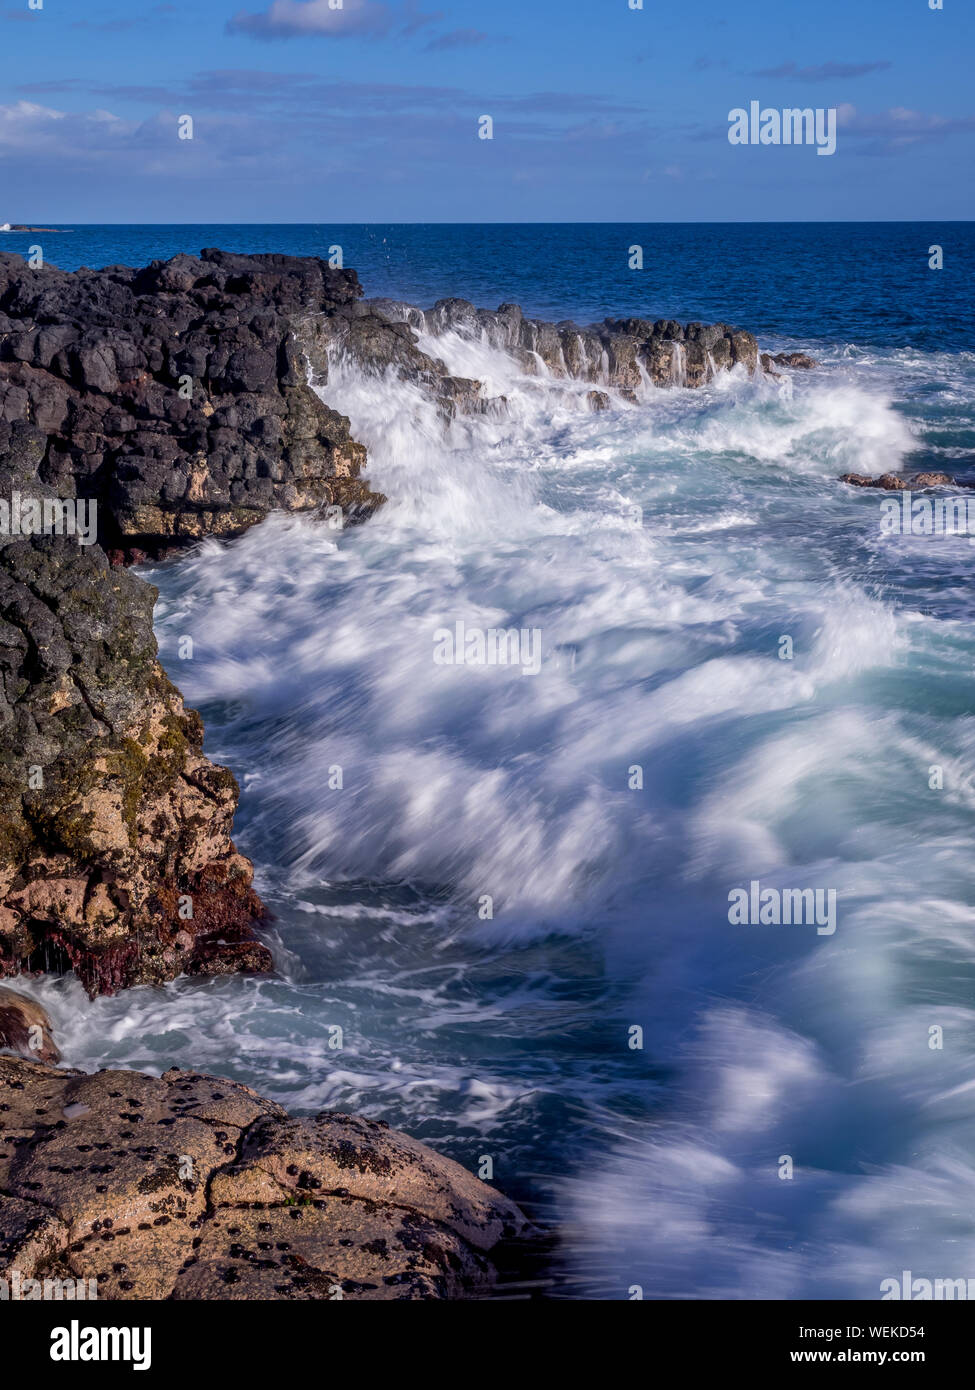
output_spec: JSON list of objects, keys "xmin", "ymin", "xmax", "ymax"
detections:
[
  {"xmin": 770, "ymin": 351, "xmax": 818, "ymax": 370},
  {"xmin": 0, "ymin": 249, "xmax": 383, "ymax": 559},
  {"xmin": 355, "ymin": 296, "xmax": 768, "ymax": 392},
  {"xmin": 0, "ymin": 250, "xmax": 395, "ymax": 994},
  {"xmin": 840, "ymin": 471, "xmax": 957, "ymax": 490},
  {"xmin": 0, "ymin": 1055, "xmax": 533, "ymax": 1300}
]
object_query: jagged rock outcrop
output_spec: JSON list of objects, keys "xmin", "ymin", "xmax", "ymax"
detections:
[
  {"xmin": 840, "ymin": 471, "xmax": 958, "ymax": 490},
  {"xmin": 0, "ymin": 498, "xmax": 270, "ymax": 995},
  {"xmin": 335, "ymin": 295, "xmax": 769, "ymax": 397},
  {"xmin": 0, "ymin": 411, "xmax": 268, "ymax": 996},
  {"xmin": 297, "ymin": 298, "xmax": 508, "ymax": 422},
  {"xmin": 0, "ymin": 250, "xmax": 394, "ymax": 995},
  {"xmin": 0, "ymin": 249, "xmax": 383, "ymax": 562},
  {"xmin": 0, "ymin": 1055, "xmax": 532, "ymax": 1300}
]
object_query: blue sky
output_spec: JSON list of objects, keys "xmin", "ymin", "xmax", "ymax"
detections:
[{"xmin": 0, "ymin": 0, "xmax": 972, "ymax": 221}]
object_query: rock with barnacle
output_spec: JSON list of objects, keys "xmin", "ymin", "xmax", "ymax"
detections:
[{"xmin": 0, "ymin": 1055, "xmax": 534, "ymax": 1300}]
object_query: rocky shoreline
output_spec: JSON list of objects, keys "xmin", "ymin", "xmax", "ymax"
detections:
[
  {"xmin": 0, "ymin": 251, "xmax": 388, "ymax": 995},
  {"xmin": 0, "ymin": 248, "xmax": 798, "ymax": 996},
  {"xmin": 0, "ymin": 1049, "xmax": 532, "ymax": 1299},
  {"xmin": 0, "ymin": 248, "xmax": 812, "ymax": 1295}
]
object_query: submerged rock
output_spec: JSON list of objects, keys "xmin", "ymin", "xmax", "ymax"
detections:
[
  {"xmin": 0, "ymin": 1056, "xmax": 533, "ymax": 1300},
  {"xmin": 770, "ymin": 351, "xmax": 819, "ymax": 369},
  {"xmin": 0, "ymin": 986, "xmax": 59, "ymax": 1062},
  {"xmin": 840, "ymin": 471, "xmax": 957, "ymax": 490}
]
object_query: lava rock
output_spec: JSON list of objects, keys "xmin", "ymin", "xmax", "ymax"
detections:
[
  {"xmin": 361, "ymin": 296, "xmax": 771, "ymax": 393},
  {"xmin": 770, "ymin": 351, "xmax": 819, "ymax": 369},
  {"xmin": 0, "ymin": 1056, "xmax": 533, "ymax": 1301},
  {"xmin": 839, "ymin": 471, "xmax": 957, "ymax": 490},
  {"xmin": 0, "ymin": 249, "xmax": 383, "ymax": 560},
  {"xmin": 0, "ymin": 522, "xmax": 271, "ymax": 995}
]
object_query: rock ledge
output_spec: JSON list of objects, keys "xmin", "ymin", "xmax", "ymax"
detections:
[{"xmin": 0, "ymin": 1055, "xmax": 532, "ymax": 1300}]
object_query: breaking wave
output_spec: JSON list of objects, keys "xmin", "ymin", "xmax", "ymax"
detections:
[{"xmin": 22, "ymin": 322, "xmax": 975, "ymax": 1299}]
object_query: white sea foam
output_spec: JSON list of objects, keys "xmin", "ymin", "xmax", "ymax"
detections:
[{"xmin": 20, "ymin": 328, "xmax": 975, "ymax": 1298}]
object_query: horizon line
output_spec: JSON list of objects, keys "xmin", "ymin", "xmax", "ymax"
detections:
[{"xmin": 3, "ymin": 219, "xmax": 974, "ymax": 228}]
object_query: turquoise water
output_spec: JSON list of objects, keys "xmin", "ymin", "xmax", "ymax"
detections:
[{"xmin": 14, "ymin": 223, "xmax": 975, "ymax": 1299}]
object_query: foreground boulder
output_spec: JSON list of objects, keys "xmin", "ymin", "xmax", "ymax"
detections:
[
  {"xmin": 0, "ymin": 986, "xmax": 59, "ymax": 1063},
  {"xmin": 0, "ymin": 1056, "xmax": 531, "ymax": 1300}
]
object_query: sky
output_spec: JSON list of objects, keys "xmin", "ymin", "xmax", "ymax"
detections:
[{"xmin": 0, "ymin": 0, "xmax": 972, "ymax": 222}]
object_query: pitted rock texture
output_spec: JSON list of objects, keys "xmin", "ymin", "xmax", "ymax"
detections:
[
  {"xmin": 0, "ymin": 248, "xmax": 383, "ymax": 561},
  {"xmin": 0, "ymin": 1057, "xmax": 531, "ymax": 1300}
]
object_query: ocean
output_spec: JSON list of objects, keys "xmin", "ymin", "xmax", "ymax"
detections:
[{"xmin": 11, "ymin": 222, "xmax": 975, "ymax": 1299}]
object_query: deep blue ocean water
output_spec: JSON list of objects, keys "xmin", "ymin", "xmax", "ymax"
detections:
[
  {"xmin": 4, "ymin": 221, "xmax": 973, "ymax": 349},
  {"xmin": 12, "ymin": 222, "xmax": 975, "ymax": 1299}
]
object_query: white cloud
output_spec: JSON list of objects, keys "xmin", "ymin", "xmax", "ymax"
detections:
[
  {"xmin": 0, "ymin": 100, "xmax": 66, "ymax": 147},
  {"xmin": 228, "ymin": 0, "xmax": 395, "ymax": 40}
]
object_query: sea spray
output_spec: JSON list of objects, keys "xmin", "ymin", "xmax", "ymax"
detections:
[{"xmin": 33, "ymin": 324, "xmax": 975, "ymax": 1303}]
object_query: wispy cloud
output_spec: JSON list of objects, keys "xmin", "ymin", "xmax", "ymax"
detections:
[
  {"xmin": 0, "ymin": 100, "xmax": 127, "ymax": 155},
  {"xmin": 71, "ymin": 18, "xmax": 138, "ymax": 31},
  {"xmin": 752, "ymin": 60, "xmax": 891, "ymax": 82},
  {"xmin": 424, "ymin": 28, "xmax": 493, "ymax": 52},
  {"xmin": 15, "ymin": 69, "xmax": 638, "ymax": 123},
  {"xmin": 837, "ymin": 102, "xmax": 975, "ymax": 152},
  {"xmin": 227, "ymin": 0, "xmax": 440, "ymax": 41},
  {"xmin": 0, "ymin": 71, "xmax": 655, "ymax": 195}
]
